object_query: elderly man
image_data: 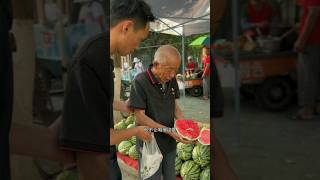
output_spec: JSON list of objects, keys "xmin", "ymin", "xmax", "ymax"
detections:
[{"xmin": 129, "ymin": 45, "xmax": 192, "ymax": 179}]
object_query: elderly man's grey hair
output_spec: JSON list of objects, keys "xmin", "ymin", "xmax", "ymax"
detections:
[{"xmin": 153, "ymin": 45, "xmax": 181, "ymax": 64}]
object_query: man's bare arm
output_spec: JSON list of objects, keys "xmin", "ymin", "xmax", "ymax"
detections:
[
  {"xmin": 110, "ymin": 126, "xmax": 151, "ymax": 145},
  {"xmin": 113, "ymin": 100, "xmax": 132, "ymax": 113}
]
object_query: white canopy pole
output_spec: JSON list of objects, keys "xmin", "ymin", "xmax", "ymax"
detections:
[{"xmin": 181, "ymin": 25, "xmax": 186, "ymax": 98}]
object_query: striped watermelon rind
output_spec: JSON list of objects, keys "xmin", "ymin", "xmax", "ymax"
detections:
[
  {"xmin": 175, "ymin": 156, "xmax": 183, "ymax": 176},
  {"xmin": 192, "ymin": 144, "xmax": 210, "ymax": 168},
  {"xmin": 180, "ymin": 160, "xmax": 201, "ymax": 180},
  {"xmin": 200, "ymin": 166, "xmax": 210, "ymax": 180},
  {"xmin": 128, "ymin": 145, "xmax": 138, "ymax": 160},
  {"xmin": 118, "ymin": 141, "xmax": 132, "ymax": 155},
  {"xmin": 177, "ymin": 142, "xmax": 194, "ymax": 161}
]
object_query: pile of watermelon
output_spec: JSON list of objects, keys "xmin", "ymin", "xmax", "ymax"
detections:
[
  {"xmin": 115, "ymin": 115, "xmax": 138, "ymax": 160},
  {"xmin": 175, "ymin": 120, "xmax": 211, "ymax": 180},
  {"xmin": 175, "ymin": 119, "xmax": 210, "ymax": 145}
]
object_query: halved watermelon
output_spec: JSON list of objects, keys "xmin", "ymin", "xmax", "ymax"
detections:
[
  {"xmin": 198, "ymin": 129, "xmax": 210, "ymax": 145},
  {"xmin": 175, "ymin": 119, "xmax": 200, "ymax": 141}
]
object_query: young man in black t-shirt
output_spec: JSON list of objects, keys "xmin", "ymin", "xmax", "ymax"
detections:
[{"xmin": 9, "ymin": 0, "xmax": 155, "ymax": 180}]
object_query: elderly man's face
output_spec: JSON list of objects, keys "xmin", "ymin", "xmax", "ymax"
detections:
[{"xmin": 155, "ymin": 58, "xmax": 180, "ymax": 84}]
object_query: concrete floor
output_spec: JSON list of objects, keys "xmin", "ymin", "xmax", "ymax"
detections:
[{"xmin": 216, "ymin": 88, "xmax": 320, "ymax": 180}]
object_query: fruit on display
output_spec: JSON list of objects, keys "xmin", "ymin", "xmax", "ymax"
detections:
[
  {"xmin": 114, "ymin": 120, "xmax": 127, "ymax": 130},
  {"xmin": 198, "ymin": 129, "xmax": 210, "ymax": 145},
  {"xmin": 128, "ymin": 145, "xmax": 138, "ymax": 160},
  {"xmin": 125, "ymin": 115, "xmax": 135, "ymax": 126},
  {"xmin": 177, "ymin": 142, "xmax": 194, "ymax": 161},
  {"xmin": 180, "ymin": 160, "xmax": 201, "ymax": 180},
  {"xmin": 175, "ymin": 156, "xmax": 183, "ymax": 176},
  {"xmin": 118, "ymin": 141, "xmax": 132, "ymax": 155},
  {"xmin": 199, "ymin": 166, "xmax": 210, "ymax": 180},
  {"xmin": 192, "ymin": 144, "xmax": 210, "ymax": 168},
  {"xmin": 175, "ymin": 120, "xmax": 200, "ymax": 141},
  {"xmin": 127, "ymin": 123, "xmax": 135, "ymax": 129},
  {"xmin": 130, "ymin": 136, "xmax": 136, "ymax": 144}
]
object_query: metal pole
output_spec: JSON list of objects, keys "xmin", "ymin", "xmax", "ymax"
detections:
[
  {"xmin": 181, "ymin": 25, "xmax": 186, "ymax": 98},
  {"xmin": 232, "ymin": 0, "xmax": 240, "ymax": 144}
]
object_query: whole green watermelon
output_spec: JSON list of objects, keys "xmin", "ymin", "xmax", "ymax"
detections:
[
  {"xmin": 128, "ymin": 145, "xmax": 138, "ymax": 160},
  {"xmin": 177, "ymin": 142, "xmax": 194, "ymax": 161},
  {"xmin": 125, "ymin": 115, "xmax": 135, "ymax": 125},
  {"xmin": 175, "ymin": 156, "xmax": 183, "ymax": 176},
  {"xmin": 55, "ymin": 170, "xmax": 78, "ymax": 180},
  {"xmin": 118, "ymin": 141, "xmax": 132, "ymax": 155},
  {"xmin": 192, "ymin": 144, "xmax": 210, "ymax": 168},
  {"xmin": 180, "ymin": 160, "xmax": 201, "ymax": 180},
  {"xmin": 200, "ymin": 166, "xmax": 210, "ymax": 180},
  {"xmin": 130, "ymin": 136, "xmax": 136, "ymax": 145},
  {"xmin": 114, "ymin": 121, "xmax": 127, "ymax": 130}
]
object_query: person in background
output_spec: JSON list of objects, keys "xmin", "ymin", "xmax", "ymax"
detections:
[
  {"xmin": 133, "ymin": 57, "xmax": 145, "ymax": 78},
  {"xmin": 186, "ymin": 55, "xmax": 196, "ymax": 73},
  {"xmin": 201, "ymin": 46, "xmax": 210, "ymax": 100},
  {"xmin": 293, "ymin": 0, "xmax": 320, "ymax": 120},
  {"xmin": 77, "ymin": 0, "xmax": 105, "ymax": 35},
  {"xmin": 241, "ymin": 0, "xmax": 278, "ymax": 37}
]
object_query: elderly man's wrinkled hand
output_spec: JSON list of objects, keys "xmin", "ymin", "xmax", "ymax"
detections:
[
  {"xmin": 136, "ymin": 126, "xmax": 152, "ymax": 142},
  {"xmin": 170, "ymin": 132, "xmax": 193, "ymax": 144}
]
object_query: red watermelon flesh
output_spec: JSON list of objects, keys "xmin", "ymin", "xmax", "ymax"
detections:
[
  {"xmin": 198, "ymin": 129, "xmax": 210, "ymax": 145},
  {"xmin": 175, "ymin": 120, "xmax": 200, "ymax": 140}
]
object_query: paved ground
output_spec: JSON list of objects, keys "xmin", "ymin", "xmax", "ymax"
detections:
[{"xmin": 216, "ymin": 88, "xmax": 320, "ymax": 180}]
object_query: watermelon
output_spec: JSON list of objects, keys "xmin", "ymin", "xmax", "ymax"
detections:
[
  {"xmin": 175, "ymin": 156, "xmax": 183, "ymax": 175},
  {"xmin": 55, "ymin": 170, "xmax": 78, "ymax": 180},
  {"xmin": 128, "ymin": 145, "xmax": 138, "ymax": 160},
  {"xmin": 177, "ymin": 142, "xmax": 194, "ymax": 161},
  {"xmin": 130, "ymin": 136, "xmax": 136, "ymax": 145},
  {"xmin": 125, "ymin": 115, "xmax": 135, "ymax": 125},
  {"xmin": 192, "ymin": 144, "xmax": 210, "ymax": 168},
  {"xmin": 175, "ymin": 120, "xmax": 200, "ymax": 141},
  {"xmin": 180, "ymin": 160, "xmax": 201, "ymax": 180},
  {"xmin": 198, "ymin": 129, "xmax": 210, "ymax": 145},
  {"xmin": 114, "ymin": 121, "xmax": 127, "ymax": 130},
  {"xmin": 199, "ymin": 123, "xmax": 210, "ymax": 130},
  {"xmin": 127, "ymin": 123, "xmax": 135, "ymax": 129},
  {"xmin": 200, "ymin": 166, "xmax": 210, "ymax": 180},
  {"xmin": 118, "ymin": 141, "xmax": 132, "ymax": 155}
]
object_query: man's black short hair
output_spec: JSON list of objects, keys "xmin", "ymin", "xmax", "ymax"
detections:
[{"xmin": 110, "ymin": 0, "xmax": 156, "ymax": 30}]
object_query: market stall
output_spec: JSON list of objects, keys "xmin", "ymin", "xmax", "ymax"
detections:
[
  {"xmin": 114, "ymin": 116, "xmax": 210, "ymax": 180},
  {"xmin": 213, "ymin": 0, "xmax": 301, "ymax": 113}
]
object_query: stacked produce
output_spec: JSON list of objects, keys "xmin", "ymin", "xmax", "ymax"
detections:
[
  {"xmin": 175, "ymin": 120, "xmax": 211, "ymax": 180},
  {"xmin": 115, "ymin": 118, "xmax": 211, "ymax": 180},
  {"xmin": 114, "ymin": 115, "xmax": 138, "ymax": 160}
]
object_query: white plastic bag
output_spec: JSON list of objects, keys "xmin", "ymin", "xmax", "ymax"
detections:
[{"xmin": 140, "ymin": 134, "xmax": 163, "ymax": 180}]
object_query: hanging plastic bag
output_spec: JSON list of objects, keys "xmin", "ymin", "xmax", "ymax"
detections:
[{"xmin": 140, "ymin": 134, "xmax": 163, "ymax": 180}]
